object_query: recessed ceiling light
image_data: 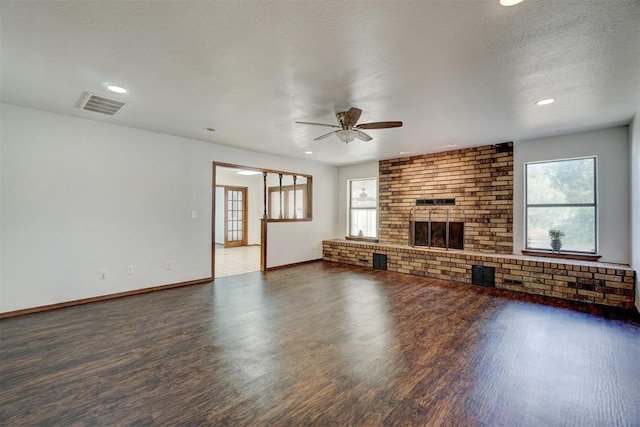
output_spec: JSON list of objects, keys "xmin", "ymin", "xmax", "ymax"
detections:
[
  {"xmin": 203, "ymin": 127, "xmax": 216, "ymax": 132},
  {"xmin": 445, "ymin": 144, "xmax": 458, "ymax": 148},
  {"xmin": 500, "ymin": 0, "xmax": 524, "ymax": 6},
  {"xmin": 237, "ymin": 170, "xmax": 261, "ymax": 176},
  {"xmin": 399, "ymin": 151, "xmax": 409, "ymax": 155},
  {"xmin": 304, "ymin": 151, "xmax": 313, "ymax": 155},
  {"xmin": 535, "ymin": 98, "xmax": 555, "ymax": 106},
  {"xmin": 107, "ymin": 85, "xmax": 127, "ymax": 94}
]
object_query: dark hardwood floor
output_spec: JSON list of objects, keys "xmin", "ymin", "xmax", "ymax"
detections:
[{"xmin": 1, "ymin": 261, "xmax": 639, "ymax": 426}]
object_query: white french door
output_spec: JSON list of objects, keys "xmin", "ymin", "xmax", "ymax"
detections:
[{"xmin": 224, "ymin": 186, "xmax": 247, "ymax": 248}]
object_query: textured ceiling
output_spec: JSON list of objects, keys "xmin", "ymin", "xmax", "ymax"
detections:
[{"xmin": 1, "ymin": 0, "xmax": 639, "ymax": 166}]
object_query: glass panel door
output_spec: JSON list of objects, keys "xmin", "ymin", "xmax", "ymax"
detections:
[{"xmin": 225, "ymin": 187, "xmax": 247, "ymax": 247}]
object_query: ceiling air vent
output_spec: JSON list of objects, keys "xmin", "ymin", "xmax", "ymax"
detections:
[{"xmin": 77, "ymin": 91, "xmax": 128, "ymax": 116}]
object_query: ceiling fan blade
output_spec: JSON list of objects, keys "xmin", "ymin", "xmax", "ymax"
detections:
[
  {"xmin": 295, "ymin": 121, "xmax": 341, "ymax": 128},
  {"xmin": 313, "ymin": 130, "xmax": 338, "ymax": 141},
  {"xmin": 343, "ymin": 107, "xmax": 362, "ymax": 126},
  {"xmin": 355, "ymin": 121, "xmax": 403, "ymax": 130},
  {"xmin": 354, "ymin": 130, "xmax": 373, "ymax": 141}
]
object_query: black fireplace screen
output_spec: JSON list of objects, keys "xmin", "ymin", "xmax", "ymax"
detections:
[{"xmin": 414, "ymin": 221, "xmax": 464, "ymax": 250}]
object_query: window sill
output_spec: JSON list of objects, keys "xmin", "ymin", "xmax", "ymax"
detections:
[
  {"xmin": 521, "ymin": 250, "xmax": 602, "ymax": 262},
  {"xmin": 345, "ymin": 236, "xmax": 379, "ymax": 243}
]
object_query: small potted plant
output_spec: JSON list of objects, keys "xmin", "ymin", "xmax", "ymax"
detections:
[{"xmin": 548, "ymin": 229, "xmax": 565, "ymax": 252}]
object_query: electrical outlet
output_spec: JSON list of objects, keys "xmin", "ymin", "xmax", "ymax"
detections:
[
  {"xmin": 191, "ymin": 210, "xmax": 198, "ymax": 218},
  {"xmin": 100, "ymin": 269, "xmax": 107, "ymax": 280},
  {"xmin": 127, "ymin": 265, "xmax": 134, "ymax": 275},
  {"xmin": 165, "ymin": 261, "xmax": 172, "ymax": 270}
]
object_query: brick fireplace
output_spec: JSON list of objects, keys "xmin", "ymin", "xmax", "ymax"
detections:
[
  {"xmin": 323, "ymin": 141, "xmax": 636, "ymax": 308},
  {"xmin": 379, "ymin": 142, "xmax": 513, "ymax": 253}
]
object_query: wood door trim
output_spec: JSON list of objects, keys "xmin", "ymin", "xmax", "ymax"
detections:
[
  {"xmin": 261, "ymin": 219, "xmax": 267, "ymax": 271},
  {"xmin": 214, "ymin": 161, "xmax": 312, "ymax": 179}
]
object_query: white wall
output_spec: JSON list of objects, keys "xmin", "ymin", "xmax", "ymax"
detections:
[
  {"xmin": 630, "ymin": 117, "xmax": 640, "ymax": 311},
  {"xmin": 514, "ymin": 126, "xmax": 630, "ymax": 264},
  {"xmin": 266, "ymin": 221, "xmax": 321, "ymax": 267},
  {"xmin": 215, "ymin": 167, "xmax": 262, "ymax": 245},
  {"xmin": 214, "ymin": 187, "xmax": 225, "ymax": 245},
  {"xmin": 336, "ymin": 162, "xmax": 378, "ymax": 237},
  {"xmin": 0, "ymin": 104, "xmax": 339, "ymax": 312},
  {"xmin": 0, "ymin": 109, "xmax": 3, "ymax": 301}
]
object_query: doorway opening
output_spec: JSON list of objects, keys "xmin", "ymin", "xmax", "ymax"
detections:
[
  {"xmin": 214, "ymin": 166, "xmax": 261, "ymax": 278},
  {"xmin": 212, "ymin": 162, "xmax": 314, "ymax": 278}
]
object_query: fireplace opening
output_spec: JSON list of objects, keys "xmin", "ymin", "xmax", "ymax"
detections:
[
  {"xmin": 409, "ymin": 207, "xmax": 466, "ymax": 250},
  {"xmin": 413, "ymin": 221, "xmax": 464, "ymax": 250}
]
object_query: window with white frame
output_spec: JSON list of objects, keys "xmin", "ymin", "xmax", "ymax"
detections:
[
  {"xmin": 525, "ymin": 157, "xmax": 597, "ymax": 253},
  {"xmin": 349, "ymin": 178, "xmax": 377, "ymax": 238}
]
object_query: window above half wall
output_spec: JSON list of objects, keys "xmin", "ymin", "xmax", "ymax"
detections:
[
  {"xmin": 213, "ymin": 162, "xmax": 313, "ymax": 222},
  {"xmin": 264, "ymin": 171, "xmax": 313, "ymax": 221}
]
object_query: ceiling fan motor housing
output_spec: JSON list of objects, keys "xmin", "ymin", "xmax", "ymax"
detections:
[{"xmin": 336, "ymin": 111, "xmax": 348, "ymax": 129}]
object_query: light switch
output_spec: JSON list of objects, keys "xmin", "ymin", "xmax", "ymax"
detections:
[{"xmin": 191, "ymin": 210, "xmax": 197, "ymax": 218}]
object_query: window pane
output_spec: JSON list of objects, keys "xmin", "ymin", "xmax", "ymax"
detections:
[
  {"xmin": 292, "ymin": 189, "xmax": 303, "ymax": 218},
  {"xmin": 527, "ymin": 158, "xmax": 595, "ymax": 204},
  {"xmin": 350, "ymin": 179, "xmax": 376, "ymax": 208},
  {"xmin": 296, "ymin": 190, "xmax": 306, "ymax": 218},
  {"xmin": 265, "ymin": 173, "xmax": 310, "ymax": 220},
  {"xmin": 526, "ymin": 206, "xmax": 596, "ymax": 253},
  {"xmin": 271, "ymin": 192, "xmax": 281, "ymax": 218},
  {"xmin": 350, "ymin": 209, "xmax": 377, "ymax": 238}
]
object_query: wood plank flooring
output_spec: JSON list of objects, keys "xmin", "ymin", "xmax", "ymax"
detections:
[{"xmin": 1, "ymin": 261, "xmax": 639, "ymax": 426}]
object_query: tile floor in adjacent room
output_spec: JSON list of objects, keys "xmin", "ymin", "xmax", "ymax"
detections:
[{"xmin": 214, "ymin": 245, "xmax": 261, "ymax": 278}]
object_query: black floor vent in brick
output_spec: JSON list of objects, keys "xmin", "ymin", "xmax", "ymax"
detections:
[
  {"xmin": 373, "ymin": 253, "xmax": 388, "ymax": 270},
  {"xmin": 471, "ymin": 265, "xmax": 495, "ymax": 287}
]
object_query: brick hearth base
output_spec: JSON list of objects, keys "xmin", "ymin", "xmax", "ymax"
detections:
[{"xmin": 323, "ymin": 240, "xmax": 636, "ymax": 309}]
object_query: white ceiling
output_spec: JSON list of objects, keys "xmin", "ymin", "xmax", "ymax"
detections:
[{"xmin": 1, "ymin": 0, "xmax": 639, "ymax": 166}]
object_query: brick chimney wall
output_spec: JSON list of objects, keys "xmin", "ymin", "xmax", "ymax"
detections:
[{"xmin": 378, "ymin": 142, "xmax": 514, "ymax": 254}]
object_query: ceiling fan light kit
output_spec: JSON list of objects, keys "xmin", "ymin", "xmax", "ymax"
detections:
[
  {"xmin": 295, "ymin": 107, "xmax": 403, "ymax": 143},
  {"xmin": 336, "ymin": 129, "xmax": 357, "ymax": 143}
]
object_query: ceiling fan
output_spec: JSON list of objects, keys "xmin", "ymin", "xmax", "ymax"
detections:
[
  {"xmin": 354, "ymin": 188, "xmax": 376, "ymax": 202},
  {"xmin": 295, "ymin": 107, "xmax": 402, "ymax": 143}
]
